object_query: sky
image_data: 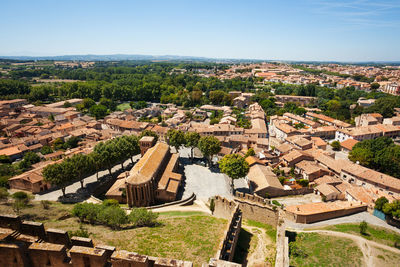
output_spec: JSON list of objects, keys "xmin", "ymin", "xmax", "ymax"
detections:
[{"xmin": 1, "ymin": 0, "xmax": 400, "ymax": 61}]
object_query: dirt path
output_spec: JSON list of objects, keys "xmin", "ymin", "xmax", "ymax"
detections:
[
  {"xmin": 293, "ymin": 229, "xmax": 400, "ymax": 266},
  {"xmin": 244, "ymin": 225, "xmax": 274, "ymax": 267}
]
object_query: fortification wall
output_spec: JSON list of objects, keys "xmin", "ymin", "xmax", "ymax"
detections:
[
  {"xmin": 234, "ymin": 192, "xmax": 279, "ymax": 226},
  {"xmin": 0, "ymin": 214, "xmax": 193, "ymax": 267},
  {"xmin": 214, "ymin": 203, "xmax": 242, "ymax": 262}
]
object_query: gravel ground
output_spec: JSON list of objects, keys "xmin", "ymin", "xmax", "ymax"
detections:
[
  {"xmin": 182, "ymin": 164, "xmax": 233, "ymax": 201},
  {"xmin": 272, "ymin": 193, "xmax": 322, "ymax": 206}
]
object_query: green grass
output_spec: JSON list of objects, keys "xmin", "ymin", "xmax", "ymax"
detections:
[
  {"xmin": 322, "ymin": 223, "xmax": 400, "ymax": 249},
  {"xmin": 158, "ymin": 211, "xmax": 206, "ymax": 217},
  {"xmin": 116, "ymin": 103, "xmax": 131, "ymax": 111},
  {"xmin": 289, "ymin": 232, "xmax": 363, "ymax": 267},
  {"xmin": 246, "ymin": 219, "xmax": 277, "ymax": 241},
  {"xmin": 0, "ymin": 202, "xmax": 226, "ymax": 266}
]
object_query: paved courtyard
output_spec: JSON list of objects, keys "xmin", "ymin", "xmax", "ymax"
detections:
[{"xmin": 182, "ymin": 164, "xmax": 233, "ymax": 201}]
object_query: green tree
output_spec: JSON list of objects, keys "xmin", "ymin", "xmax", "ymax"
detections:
[
  {"xmin": 0, "ymin": 155, "xmax": 11, "ymax": 164},
  {"xmin": 370, "ymin": 83, "xmax": 380, "ymax": 90},
  {"xmin": 198, "ymin": 136, "xmax": 221, "ymax": 166},
  {"xmin": 359, "ymin": 221, "xmax": 368, "ymax": 235},
  {"xmin": 90, "ymin": 104, "xmax": 108, "ymax": 120},
  {"xmin": 41, "ymin": 145, "xmax": 53, "ymax": 155},
  {"xmin": 219, "ymin": 154, "xmax": 249, "ymax": 190},
  {"xmin": 209, "ymin": 198, "xmax": 215, "ymax": 215},
  {"xmin": 23, "ymin": 152, "xmax": 40, "ymax": 165},
  {"xmin": 167, "ymin": 129, "xmax": 186, "ymax": 152},
  {"xmin": 330, "ymin": 141, "xmax": 341, "ymax": 151},
  {"xmin": 82, "ymin": 98, "xmax": 96, "ymax": 109},
  {"xmin": 129, "ymin": 208, "xmax": 159, "ymax": 227},
  {"xmin": 245, "ymin": 148, "xmax": 255, "ymax": 157},
  {"xmin": 0, "ymin": 187, "xmax": 9, "ymax": 202},
  {"xmin": 64, "ymin": 136, "xmax": 81, "ymax": 149},
  {"xmin": 43, "ymin": 162, "xmax": 71, "ymax": 197},
  {"xmin": 185, "ymin": 132, "xmax": 200, "ymax": 160},
  {"xmin": 69, "ymin": 154, "xmax": 95, "ymax": 188},
  {"xmin": 374, "ymin": 197, "xmax": 389, "ymax": 211}
]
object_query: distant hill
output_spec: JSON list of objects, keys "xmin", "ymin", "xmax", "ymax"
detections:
[
  {"xmin": 0, "ymin": 54, "xmax": 399, "ymax": 65},
  {"xmin": 0, "ymin": 54, "xmax": 263, "ymax": 63}
]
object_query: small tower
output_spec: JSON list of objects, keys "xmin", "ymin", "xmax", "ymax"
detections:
[{"xmin": 139, "ymin": 136, "xmax": 156, "ymax": 156}]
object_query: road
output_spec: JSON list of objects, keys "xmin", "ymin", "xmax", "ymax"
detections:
[{"xmin": 35, "ymin": 155, "xmax": 141, "ymax": 201}]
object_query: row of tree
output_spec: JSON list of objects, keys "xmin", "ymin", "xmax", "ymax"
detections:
[
  {"xmin": 42, "ymin": 134, "xmax": 140, "ymax": 196},
  {"xmin": 72, "ymin": 199, "xmax": 159, "ymax": 229}
]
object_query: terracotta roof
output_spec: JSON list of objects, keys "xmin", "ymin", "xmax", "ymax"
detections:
[
  {"xmin": 286, "ymin": 201, "xmax": 365, "ymax": 215},
  {"xmin": 126, "ymin": 143, "xmax": 170, "ymax": 185},
  {"xmin": 340, "ymin": 138, "xmax": 358, "ymax": 151}
]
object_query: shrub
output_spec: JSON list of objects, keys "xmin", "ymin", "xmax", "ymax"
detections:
[
  {"xmin": 68, "ymin": 224, "xmax": 90, "ymax": 238},
  {"xmin": 0, "ymin": 187, "xmax": 9, "ymax": 201},
  {"xmin": 359, "ymin": 221, "xmax": 368, "ymax": 235},
  {"xmin": 98, "ymin": 206, "xmax": 129, "ymax": 229},
  {"xmin": 278, "ymin": 176, "xmax": 285, "ymax": 185},
  {"xmin": 272, "ymin": 200, "xmax": 281, "ymax": 206},
  {"xmin": 72, "ymin": 202, "xmax": 129, "ymax": 229},
  {"xmin": 129, "ymin": 208, "xmax": 159, "ymax": 227},
  {"xmin": 298, "ymin": 179, "xmax": 309, "ymax": 187},
  {"xmin": 289, "ymin": 241, "xmax": 308, "ymax": 258},
  {"xmin": 102, "ymin": 199, "xmax": 120, "ymax": 207},
  {"xmin": 12, "ymin": 191, "xmax": 31, "ymax": 204}
]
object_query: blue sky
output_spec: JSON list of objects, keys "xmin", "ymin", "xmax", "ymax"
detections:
[{"xmin": 1, "ymin": 0, "xmax": 400, "ymax": 61}]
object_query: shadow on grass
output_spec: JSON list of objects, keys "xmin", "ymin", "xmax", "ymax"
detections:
[{"xmin": 233, "ymin": 228, "xmax": 253, "ymax": 266}]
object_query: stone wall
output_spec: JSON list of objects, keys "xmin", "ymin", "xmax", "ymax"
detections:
[
  {"xmin": 234, "ymin": 192, "xmax": 279, "ymax": 226},
  {"xmin": 214, "ymin": 203, "xmax": 242, "ymax": 262},
  {"xmin": 0, "ymin": 214, "xmax": 193, "ymax": 267}
]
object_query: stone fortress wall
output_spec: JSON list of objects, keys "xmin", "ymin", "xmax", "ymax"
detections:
[
  {"xmin": 0, "ymin": 214, "xmax": 194, "ymax": 267},
  {"xmin": 0, "ymin": 211, "xmax": 244, "ymax": 267}
]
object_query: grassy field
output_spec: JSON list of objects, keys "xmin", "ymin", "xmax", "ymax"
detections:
[
  {"xmin": 0, "ymin": 202, "xmax": 227, "ymax": 266},
  {"xmin": 289, "ymin": 232, "xmax": 363, "ymax": 267},
  {"xmin": 116, "ymin": 102, "xmax": 131, "ymax": 111},
  {"xmin": 373, "ymin": 246, "xmax": 400, "ymax": 267},
  {"xmin": 322, "ymin": 223, "xmax": 400, "ymax": 249}
]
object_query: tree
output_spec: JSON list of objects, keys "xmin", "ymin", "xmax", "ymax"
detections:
[
  {"xmin": 41, "ymin": 145, "xmax": 53, "ymax": 155},
  {"xmin": 124, "ymin": 135, "xmax": 140, "ymax": 164},
  {"xmin": 82, "ymin": 98, "xmax": 96, "ymax": 109},
  {"xmin": 330, "ymin": 141, "xmax": 341, "ymax": 151},
  {"xmin": 23, "ymin": 152, "xmax": 40, "ymax": 165},
  {"xmin": 0, "ymin": 187, "xmax": 9, "ymax": 202},
  {"xmin": 185, "ymin": 132, "xmax": 200, "ymax": 160},
  {"xmin": 129, "ymin": 208, "xmax": 159, "ymax": 227},
  {"xmin": 359, "ymin": 221, "xmax": 368, "ymax": 235},
  {"xmin": 0, "ymin": 155, "xmax": 11, "ymax": 164},
  {"xmin": 63, "ymin": 101, "xmax": 72, "ymax": 108},
  {"xmin": 370, "ymin": 83, "xmax": 380, "ymax": 90},
  {"xmin": 219, "ymin": 154, "xmax": 249, "ymax": 190},
  {"xmin": 198, "ymin": 136, "xmax": 221, "ymax": 166},
  {"xmin": 245, "ymin": 148, "xmax": 255, "ymax": 158},
  {"xmin": 374, "ymin": 197, "xmax": 388, "ymax": 211},
  {"xmin": 89, "ymin": 152, "xmax": 102, "ymax": 180},
  {"xmin": 209, "ymin": 198, "xmax": 215, "ymax": 215},
  {"xmin": 64, "ymin": 136, "xmax": 81, "ymax": 149},
  {"xmin": 167, "ymin": 129, "xmax": 186, "ymax": 152},
  {"xmin": 69, "ymin": 154, "xmax": 94, "ymax": 188},
  {"xmin": 90, "ymin": 104, "xmax": 108, "ymax": 120},
  {"xmin": 43, "ymin": 163, "xmax": 70, "ymax": 197}
]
